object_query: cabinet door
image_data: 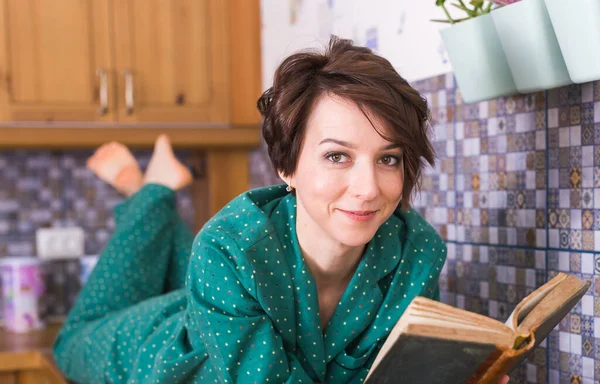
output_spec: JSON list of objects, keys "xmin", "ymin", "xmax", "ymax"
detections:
[
  {"xmin": 112, "ymin": 0, "xmax": 230, "ymax": 123},
  {"xmin": 0, "ymin": 372, "xmax": 16, "ymax": 384},
  {"xmin": 0, "ymin": 0, "xmax": 115, "ymax": 122}
]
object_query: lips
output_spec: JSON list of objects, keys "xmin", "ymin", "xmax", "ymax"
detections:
[
  {"xmin": 338, "ymin": 209, "xmax": 378, "ymax": 222},
  {"xmin": 344, "ymin": 210, "xmax": 376, "ymax": 215}
]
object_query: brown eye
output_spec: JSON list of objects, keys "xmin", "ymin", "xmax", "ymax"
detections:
[
  {"xmin": 326, "ymin": 153, "xmax": 347, "ymax": 163},
  {"xmin": 380, "ymin": 156, "xmax": 399, "ymax": 166}
]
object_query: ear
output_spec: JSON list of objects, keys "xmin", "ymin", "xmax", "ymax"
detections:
[{"xmin": 277, "ymin": 170, "xmax": 295, "ymax": 188}]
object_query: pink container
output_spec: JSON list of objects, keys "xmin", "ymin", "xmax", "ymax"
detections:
[{"xmin": 0, "ymin": 257, "xmax": 45, "ymax": 333}]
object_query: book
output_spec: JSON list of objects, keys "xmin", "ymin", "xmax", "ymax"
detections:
[{"xmin": 364, "ymin": 272, "xmax": 590, "ymax": 384}]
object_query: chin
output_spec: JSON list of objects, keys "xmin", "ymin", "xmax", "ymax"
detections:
[
  {"xmin": 333, "ymin": 229, "xmax": 378, "ymax": 248},
  {"xmin": 329, "ymin": 213, "xmax": 387, "ymax": 247}
]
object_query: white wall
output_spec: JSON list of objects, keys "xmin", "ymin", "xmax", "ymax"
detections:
[{"xmin": 260, "ymin": 0, "xmax": 460, "ymax": 90}]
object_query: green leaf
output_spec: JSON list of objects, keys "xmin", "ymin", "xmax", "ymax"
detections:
[
  {"xmin": 456, "ymin": 0, "xmax": 470, "ymax": 10},
  {"xmin": 435, "ymin": 0, "xmax": 446, "ymax": 6},
  {"xmin": 451, "ymin": 2, "xmax": 476, "ymax": 16},
  {"xmin": 451, "ymin": 3, "xmax": 469, "ymax": 10},
  {"xmin": 470, "ymin": 0, "xmax": 485, "ymax": 8},
  {"xmin": 431, "ymin": 16, "xmax": 471, "ymax": 23}
]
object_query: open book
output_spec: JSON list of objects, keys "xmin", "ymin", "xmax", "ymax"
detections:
[{"xmin": 364, "ymin": 273, "xmax": 590, "ymax": 384}]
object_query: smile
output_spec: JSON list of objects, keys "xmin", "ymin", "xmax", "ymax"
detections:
[{"xmin": 338, "ymin": 209, "xmax": 378, "ymax": 222}]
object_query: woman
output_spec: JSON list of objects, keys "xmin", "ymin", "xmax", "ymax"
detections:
[{"xmin": 53, "ymin": 36, "xmax": 508, "ymax": 383}]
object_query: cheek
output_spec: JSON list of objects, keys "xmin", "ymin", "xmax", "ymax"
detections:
[
  {"xmin": 296, "ymin": 162, "xmax": 343, "ymax": 197},
  {"xmin": 380, "ymin": 172, "xmax": 404, "ymax": 200}
]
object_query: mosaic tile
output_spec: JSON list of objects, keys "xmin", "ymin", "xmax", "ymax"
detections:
[
  {"xmin": 250, "ymin": 139, "xmax": 281, "ymax": 189},
  {"xmin": 548, "ymin": 251, "xmax": 596, "ymax": 382},
  {"xmin": 0, "ymin": 151, "xmax": 63, "ymax": 238},
  {"xmin": 549, "ymin": 85, "xmax": 600, "ymax": 252},
  {"xmin": 0, "ymin": 149, "xmax": 197, "ymax": 318},
  {"xmin": 40, "ymin": 260, "xmax": 81, "ymax": 318},
  {"xmin": 412, "ymin": 73, "xmax": 456, "ymax": 241},
  {"xmin": 447, "ymin": 79, "xmax": 600, "ymax": 383},
  {"xmin": 454, "ymin": 90, "xmax": 546, "ymax": 247}
]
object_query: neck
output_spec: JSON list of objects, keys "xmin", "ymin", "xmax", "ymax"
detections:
[{"xmin": 295, "ymin": 208, "xmax": 364, "ymax": 289}]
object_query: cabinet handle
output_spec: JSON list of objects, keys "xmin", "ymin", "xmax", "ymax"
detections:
[
  {"xmin": 124, "ymin": 69, "xmax": 135, "ymax": 115},
  {"xmin": 96, "ymin": 68, "xmax": 108, "ymax": 116}
]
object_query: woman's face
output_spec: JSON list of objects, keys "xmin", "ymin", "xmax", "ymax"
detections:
[{"xmin": 287, "ymin": 94, "xmax": 404, "ymax": 248}]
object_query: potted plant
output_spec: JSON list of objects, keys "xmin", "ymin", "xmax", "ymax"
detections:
[
  {"xmin": 434, "ymin": 0, "xmax": 518, "ymax": 104},
  {"xmin": 491, "ymin": 0, "xmax": 571, "ymax": 92},
  {"xmin": 544, "ymin": 0, "xmax": 600, "ymax": 84}
]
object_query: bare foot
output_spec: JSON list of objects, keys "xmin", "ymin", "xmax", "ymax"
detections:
[
  {"xmin": 143, "ymin": 134, "xmax": 192, "ymax": 191},
  {"xmin": 87, "ymin": 142, "xmax": 143, "ymax": 197}
]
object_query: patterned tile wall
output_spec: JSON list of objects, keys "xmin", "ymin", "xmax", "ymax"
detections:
[
  {"xmin": 411, "ymin": 75, "xmax": 600, "ymax": 384},
  {"xmin": 0, "ymin": 149, "xmax": 195, "ymax": 318},
  {"xmin": 546, "ymin": 83, "xmax": 600, "ymax": 252},
  {"xmin": 546, "ymin": 251, "xmax": 595, "ymax": 383},
  {"xmin": 249, "ymin": 140, "xmax": 281, "ymax": 189},
  {"xmin": 411, "ymin": 73, "xmax": 456, "ymax": 243},
  {"xmin": 455, "ymin": 90, "xmax": 547, "ymax": 249}
]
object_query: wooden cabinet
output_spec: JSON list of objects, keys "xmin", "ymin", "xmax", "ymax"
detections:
[
  {"xmin": 0, "ymin": 0, "xmax": 237, "ymax": 123},
  {"xmin": 0, "ymin": 373, "xmax": 14, "ymax": 384},
  {"xmin": 112, "ymin": 0, "xmax": 230, "ymax": 123},
  {"xmin": 0, "ymin": 324, "xmax": 66, "ymax": 384},
  {"xmin": 0, "ymin": 354, "xmax": 66, "ymax": 384},
  {"xmin": 0, "ymin": 0, "xmax": 115, "ymax": 122},
  {"xmin": 0, "ymin": 0, "xmax": 262, "ymax": 223}
]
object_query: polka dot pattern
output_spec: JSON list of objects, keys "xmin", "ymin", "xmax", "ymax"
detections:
[{"xmin": 53, "ymin": 184, "xmax": 446, "ymax": 383}]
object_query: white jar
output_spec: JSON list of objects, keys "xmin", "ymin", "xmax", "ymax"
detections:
[{"xmin": 0, "ymin": 257, "xmax": 45, "ymax": 333}]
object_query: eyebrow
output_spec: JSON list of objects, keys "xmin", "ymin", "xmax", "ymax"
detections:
[{"xmin": 319, "ymin": 138, "xmax": 402, "ymax": 151}]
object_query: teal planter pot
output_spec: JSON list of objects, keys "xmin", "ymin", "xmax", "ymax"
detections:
[
  {"xmin": 440, "ymin": 14, "xmax": 518, "ymax": 104},
  {"xmin": 545, "ymin": 0, "xmax": 600, "ymax": 84},
  {"xmin": 492, "ymin": 0, "xmax": 571, "ymax": 93}
]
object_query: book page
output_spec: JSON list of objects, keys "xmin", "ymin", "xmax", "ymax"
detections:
[
  {"xmin": 518, "ymin": 276, "xmax": 590, "ymax": 335},
  {"xmin": 504, "ymin": 273, "xmax": 567, "ymax": 330}
]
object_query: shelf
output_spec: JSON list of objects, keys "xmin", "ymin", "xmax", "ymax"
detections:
[{"xmin": 0, "ymin": 124, "xmax": 262, "ymax": 149}]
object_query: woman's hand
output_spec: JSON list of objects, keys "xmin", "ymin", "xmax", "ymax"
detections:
[{"xmin": 498, "ymin": 375, "xmax": 509, "ymax": 384}]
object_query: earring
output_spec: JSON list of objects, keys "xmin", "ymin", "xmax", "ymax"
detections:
[{"xmin": 286, "ymin": 185, "xmax": 293, "ymax": 192}]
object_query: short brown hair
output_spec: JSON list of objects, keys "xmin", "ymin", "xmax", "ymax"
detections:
[{"xmin": 257, "ymin": 35, "xmax": 435, "ymax": 210}]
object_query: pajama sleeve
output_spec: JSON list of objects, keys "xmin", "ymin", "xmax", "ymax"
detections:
[
  {"xmin": 425, "ymin": 242, "xmax": 446, "ymax": 302},
  {"xmin": 410, "ymin": 232, "xmax": 447, "ymax": 302},
  {"xmin": 185, "ymin": 233, "xmax": 314, "ymax": 384},
  {"xmin": 431, "ymin": 282, "xmax": 441, "ymax": 301}
]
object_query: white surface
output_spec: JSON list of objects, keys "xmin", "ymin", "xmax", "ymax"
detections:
[
  {"xmin": 36, "ymin": 227, "xmax": 85, "ymax": 260},
  {"xmin": 0, "ymin": 257, "xmax": 40, "ymax": 266},
  {"xmin": 260, "ymin": 0, "xmax": 461, "ymax": 90}
]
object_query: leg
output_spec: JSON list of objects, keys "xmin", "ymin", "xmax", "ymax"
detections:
[
  {"xmin": 53, "ymin": 136, "xmax": 195, "ymax": 382},
  {"xmin": 112, "ymin": 191, "xmax": 193, "ymax": 291},
  {"xmin": 73, "ymin": 134, "xmax": 194, "ymax": 317},
  {"xmin": 165, "ymin": 216, "xmax": 194, "ymax": 290},
  {"xmin": 66, "ymin": 183, "xmax": 180, "ymax": 324},
  {"xmin": 143, "ymin": 133, "xmax": 195, "ymax": 290},
  {"xmin": 54, "ymin": 183, "xmax": 182, "ymax": 382},
  {"xmin": 90, "ymin": 134, "xmax": 194, "ymax": 290}
]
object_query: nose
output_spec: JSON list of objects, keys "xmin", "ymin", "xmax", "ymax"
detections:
[{"xmin": 349, "ymin": 162, "xmax": 379, "ymax": 201}]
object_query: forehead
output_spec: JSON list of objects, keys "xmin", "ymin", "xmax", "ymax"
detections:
[{"xmin": 305, "ymin": 94, "xmax": 392, "ymax": 143}]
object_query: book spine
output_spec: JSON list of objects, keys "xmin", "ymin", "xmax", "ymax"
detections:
[
  {"xmin": 465, "ymin": 347, "xmax": 504, "ymax": 384},
  {"xmin": 473, "ymin": 335, "xmax": 536, "ymax": 384}
]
